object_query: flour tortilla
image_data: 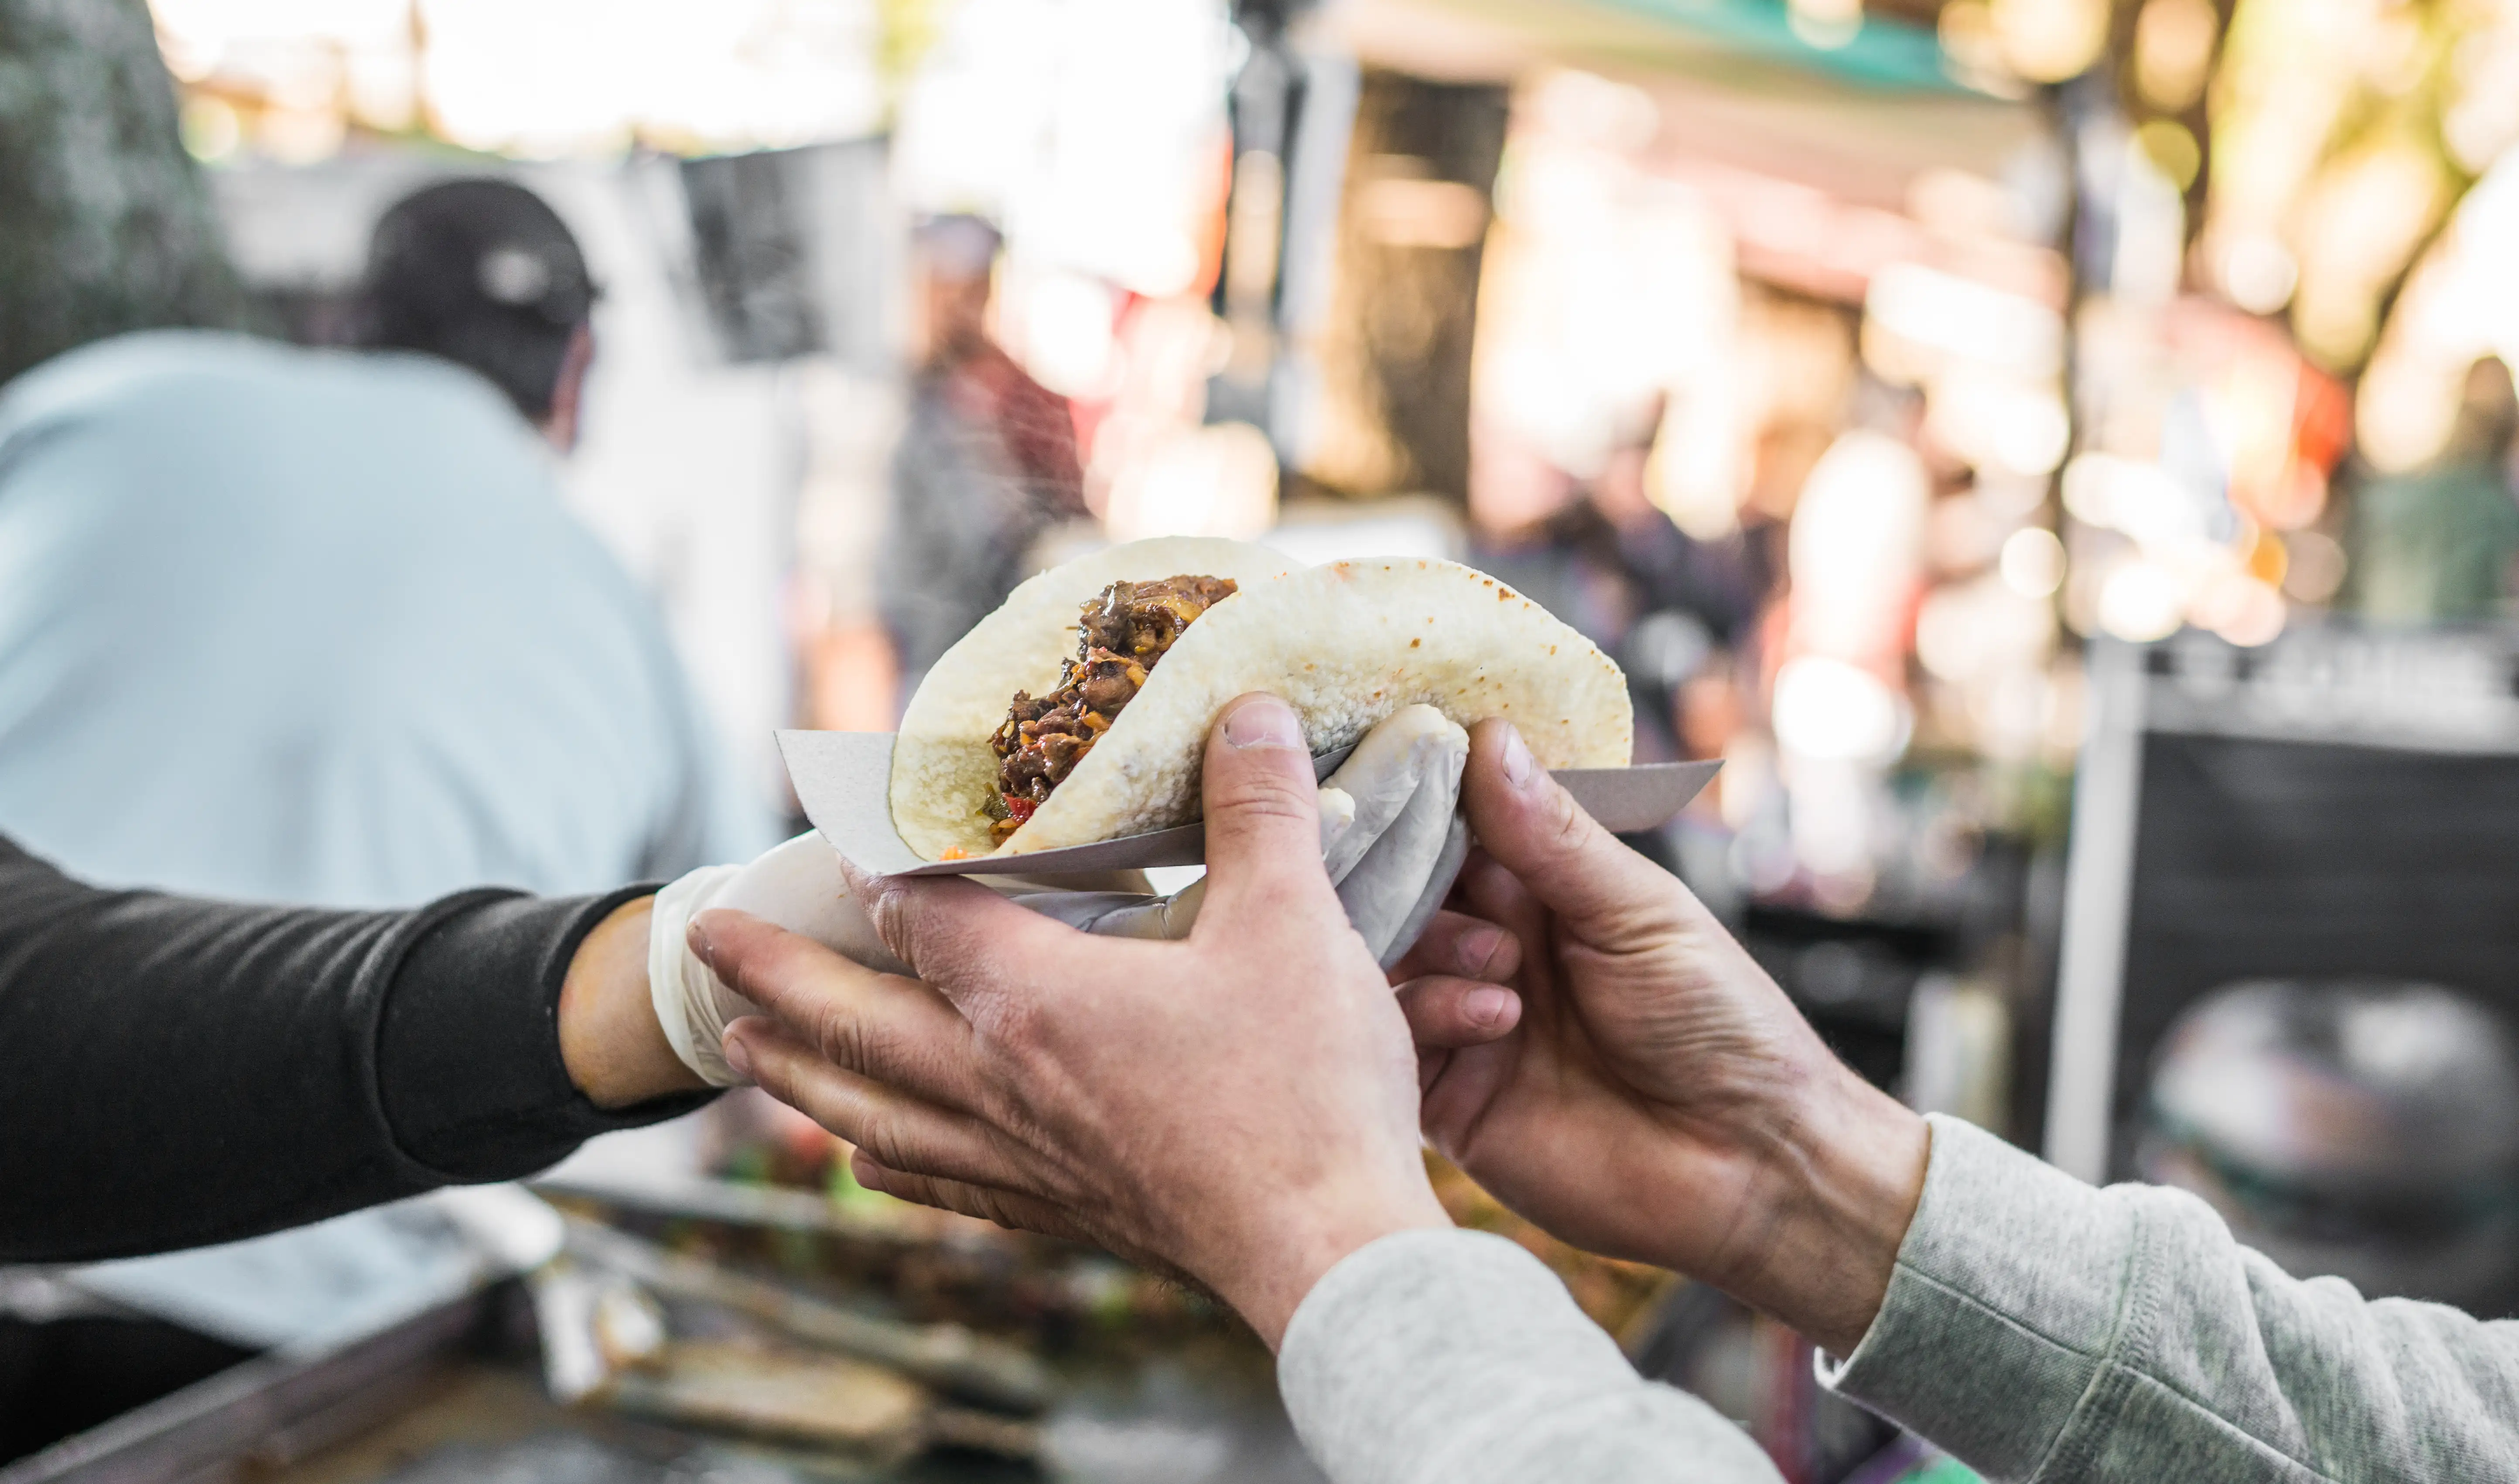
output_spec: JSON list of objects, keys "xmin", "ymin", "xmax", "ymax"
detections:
[
  {"xmin": 890, "ymin": 537, "xmax": 1298, "ymax": 861},
  {"xmin": 890, "ymin": 545, "xmax": 1634, "ymax": 861}
]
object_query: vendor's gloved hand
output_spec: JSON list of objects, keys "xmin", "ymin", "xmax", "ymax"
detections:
[{"xmin": 649, "ymin": 703, "xmax": 1471, "ymax": 1087}]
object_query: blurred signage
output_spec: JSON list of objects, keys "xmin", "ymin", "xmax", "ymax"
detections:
[
  {"xmin": 2051, "ymin": 627, "xmax": 2519, "ymax": 1189},
  {"xmin": 679, "ymin": 140, "xmax": 897, "ymax": 369},
  {"xmin": 2143, "ymin": 626, "xmax": 2519, "ymax": 754}
]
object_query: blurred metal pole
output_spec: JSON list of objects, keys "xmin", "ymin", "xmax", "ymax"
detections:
[
  {"xmin": 2013, "ymin": 56, "xmax": 2119, "ymax": 1158},
  {"xmin": 1212, "ymin": 0, "xmax": 1313, "ymax": 437},
  {"xmin": 1295, "ymin": 68, "xmax": 1506, "ymax": 505}
]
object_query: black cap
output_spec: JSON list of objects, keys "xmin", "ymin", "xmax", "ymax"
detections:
[{"xmin": 357, "ymin": 178, "xmax": 597, "ymax": 422}]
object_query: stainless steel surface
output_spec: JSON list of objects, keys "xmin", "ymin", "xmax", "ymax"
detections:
[{"xmin": 1, "ymin": 1293, "xmax": 490, "ymax": 1484}]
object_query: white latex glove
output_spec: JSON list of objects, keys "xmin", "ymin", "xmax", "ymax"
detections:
[{"xmin": 650, "ymin": 704, "xmax": 1471, "ymax": 1086}]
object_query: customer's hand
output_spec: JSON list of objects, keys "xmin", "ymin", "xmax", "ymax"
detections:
[
  {"xmin": 1396, "ymin": 720, "xmax": 1930, "ymax": 1354},
  {"xmin": 691, "ymin": 695, "xmax": 1451, "ymax": 1347}
]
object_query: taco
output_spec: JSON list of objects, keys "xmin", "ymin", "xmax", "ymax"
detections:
[{"xmin": 889, "ymin": 536, "xmax": 1632, "ymax": 861}]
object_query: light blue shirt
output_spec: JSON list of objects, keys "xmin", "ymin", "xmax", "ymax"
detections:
[{"xmin": 0, "ymin": 331, "xmax": 772, "ymax": 908}]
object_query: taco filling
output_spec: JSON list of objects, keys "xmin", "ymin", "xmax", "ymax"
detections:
[{"xmin": 985, "ymin": 573, "xmax": 1240, "ymax": 843}]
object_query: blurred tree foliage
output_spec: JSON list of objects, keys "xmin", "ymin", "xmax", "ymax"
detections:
[
  {"xmin": 872, "ymin": 0, "xmax": 943, "ymax": 116},
  {"xmin": 2200, "ymin": 0, "xmax": 2519, "ymax": 372},
  {"xmin": 0, "ymin": 0, "xmax": 246, "ymax": 387}
]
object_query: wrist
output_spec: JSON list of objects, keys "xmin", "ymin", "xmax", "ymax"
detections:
[
  {"xmin": 1722, "ymin": 1072, "xmax": 1929, "ymax": 1356},
  {"xmin": 559, "ymin": 896, "xmax": 708, "ymax": 1109},
  {"xmin": 1203, "ymin": 1170, "xmax": 1453, "ymax": 1351}
]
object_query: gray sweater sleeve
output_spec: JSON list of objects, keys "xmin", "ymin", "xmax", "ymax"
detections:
[
  {"xmin": 1276, "ymin": 1229, "xmax": 1783, "ymax": 1484},
  {"xmin": 1823, "ymin": 1114, "xmax": 2519, "ymax": 1483}
]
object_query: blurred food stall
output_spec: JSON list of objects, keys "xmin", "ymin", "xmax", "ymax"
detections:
[{"xmin": 1312, "ymin": 0, "xmax": 2070, "ymax": 1176}]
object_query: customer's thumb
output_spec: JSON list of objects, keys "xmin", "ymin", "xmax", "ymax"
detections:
[
  {"xmin": 1199, "ymin": 693, "xmax": 1339, "ymax": 925},
  {"xmin": 1458, "ymin": 718, "xmax": 1683, "ymax": 948}
]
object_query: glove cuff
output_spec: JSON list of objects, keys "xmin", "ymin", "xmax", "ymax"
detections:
[{"xmin": 646, "ymin": 863, "xmax": 751, "ymax": 1087}]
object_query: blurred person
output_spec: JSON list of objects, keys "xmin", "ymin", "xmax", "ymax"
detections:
[
  {"xmin": 704, "ymin": 699, "xmax": 2519, "ymax": 1484},
  {"xmin": 2352, "ymin": 356, "xmax": 2519, "ymax": 624},
  {"xmin": 878, "ymin": 215, "xmax": 1090, "ymax": 697},
  {"xmin": 1477, "ymin": 399, "xmax": 1767, "ymax": 766},
  {"xmin": 1477, "ymin": 402, "xmax": 1765, "ymax": 882},
  {"xmin": 0, "ymin": 177, "xmax": 769, "ymax": 909}
]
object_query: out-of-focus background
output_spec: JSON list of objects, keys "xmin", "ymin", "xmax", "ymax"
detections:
[{"xmin": 11, "ymin": 0, "xmax": 2519, "ymax": 1481}]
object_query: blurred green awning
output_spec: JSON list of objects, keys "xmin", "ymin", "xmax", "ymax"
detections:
[
  {"xmin": 1330, "ymin": 0, "xmax": 1970, "ymax": 96},
  {"xmin": 1329, "ymin": 0, "xmax": 2037, "ymax": 214},
  {"xmin": 1586, "ymin": 0, "xmax": 1962, "ymax": 92}
]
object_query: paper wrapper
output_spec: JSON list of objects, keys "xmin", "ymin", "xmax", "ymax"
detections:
[{"xmin": 777, "ymin": 730, "xmax": 1719, "ymax": 877}]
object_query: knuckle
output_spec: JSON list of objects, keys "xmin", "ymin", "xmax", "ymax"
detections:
[
  {"xmin": 739, "ymin": 1038, "xmax": 792, "ymax": 1100},
  {"xmin": 1466, "ymin": 928, "xmax": 1515, "ymax": 979},
  {"xmin": 982, "ymin": 984, "xmax": 1045, "ymax": 1050},
  {"xmin": 810, "ymin": 999, "xmax": 876, "ymax": 1074},
  {"xmin": 862, "ymin": 879, "xmax": 922, "ymax": 963},
  {"xmin": 706, "ymin": 935, "xmax": 767, "ymax": 1004},
  {"xmin": 789, "ymin": 1066, "xmax": 852, "ymax": 1131},
  {"xmin": 857, "ymin": 1111, "xmax": 917, "ymax": 1174},
  {"xmin": 969, "ymin": 1186, "xmax": 1025, "ymax": 1229},
  {"xmin": 1207, "ymin": 766, "xmax": 1318, "ymax": 826},
  {"xmin": 1538, "ymin": 778, "xmax": 1594, "ymax": 860}
]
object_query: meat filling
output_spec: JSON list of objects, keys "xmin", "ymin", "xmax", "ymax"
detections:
[{"xmin": 986, "ymin": 573, "xmax": 1239, "ymax": 843}]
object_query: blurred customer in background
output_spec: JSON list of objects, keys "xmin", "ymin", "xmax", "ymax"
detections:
[
  {"xmin": 1477, "ymin": 398, "xmax": 1767, "ymax": 766},
  {"xmin": 878, "ymin": 215, "xmax": 1090, "ymax": 698},
  {"xmin": 2351, "ymin": 356, "xmax": 2519, "ymax": 624},
  {"xmin": 0, "ymin": 177, "xmax": 769, "ymax": 908}
]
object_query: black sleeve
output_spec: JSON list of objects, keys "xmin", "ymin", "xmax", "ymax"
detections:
[{"xmin": 0, "ymin": 835, "xmax": 712, "ymax": 1263}]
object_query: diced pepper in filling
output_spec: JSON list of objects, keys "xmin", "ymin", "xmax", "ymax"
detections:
[{"xmin": 985, "ymin": 573, "xmax": 1239, "ymax": 843}]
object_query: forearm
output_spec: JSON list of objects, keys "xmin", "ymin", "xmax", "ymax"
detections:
[
  {"xmin": 1279, "ymin": 1231, "xmax": 1783, "ymax": 1484},
  {"xmin": 377, "ymin": 886, "xmax": 709, "ymax": 1173},
  {"xmin": 0, "ymin": 838, "xmax": 705, "ymax": 1262},
  {"xmin": 1826, "ymin": 1116, "xmax": 2519, "ymax": 1483}
]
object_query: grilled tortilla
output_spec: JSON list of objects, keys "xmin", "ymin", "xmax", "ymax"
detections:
[{"xmin": 889, "ymin": 536, "xmax": 1632, "ymax": 861}]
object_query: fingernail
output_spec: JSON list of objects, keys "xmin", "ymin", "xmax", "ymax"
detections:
[
  {"xmin": 1500, "ymin": 726, "xmax": 1535, "ymax": 788},
  {"xmin": 1457, "ymin": 925, "xmax": 1504, "ymax": 975},
  {"xmin": 686, "ymin": 918, "xmax": 715, "ymax": 969},
  {"xmin": 1224, "ymin": 695, "xmax": 1302, "ymax": 750},
  {"xmin": 720, "ymin": 1030, "xmax": 754, "ymax": 1080},
  {"xmin": 1466, "ymin": 986, "xmax": 1513, "ymax": 1027}
]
